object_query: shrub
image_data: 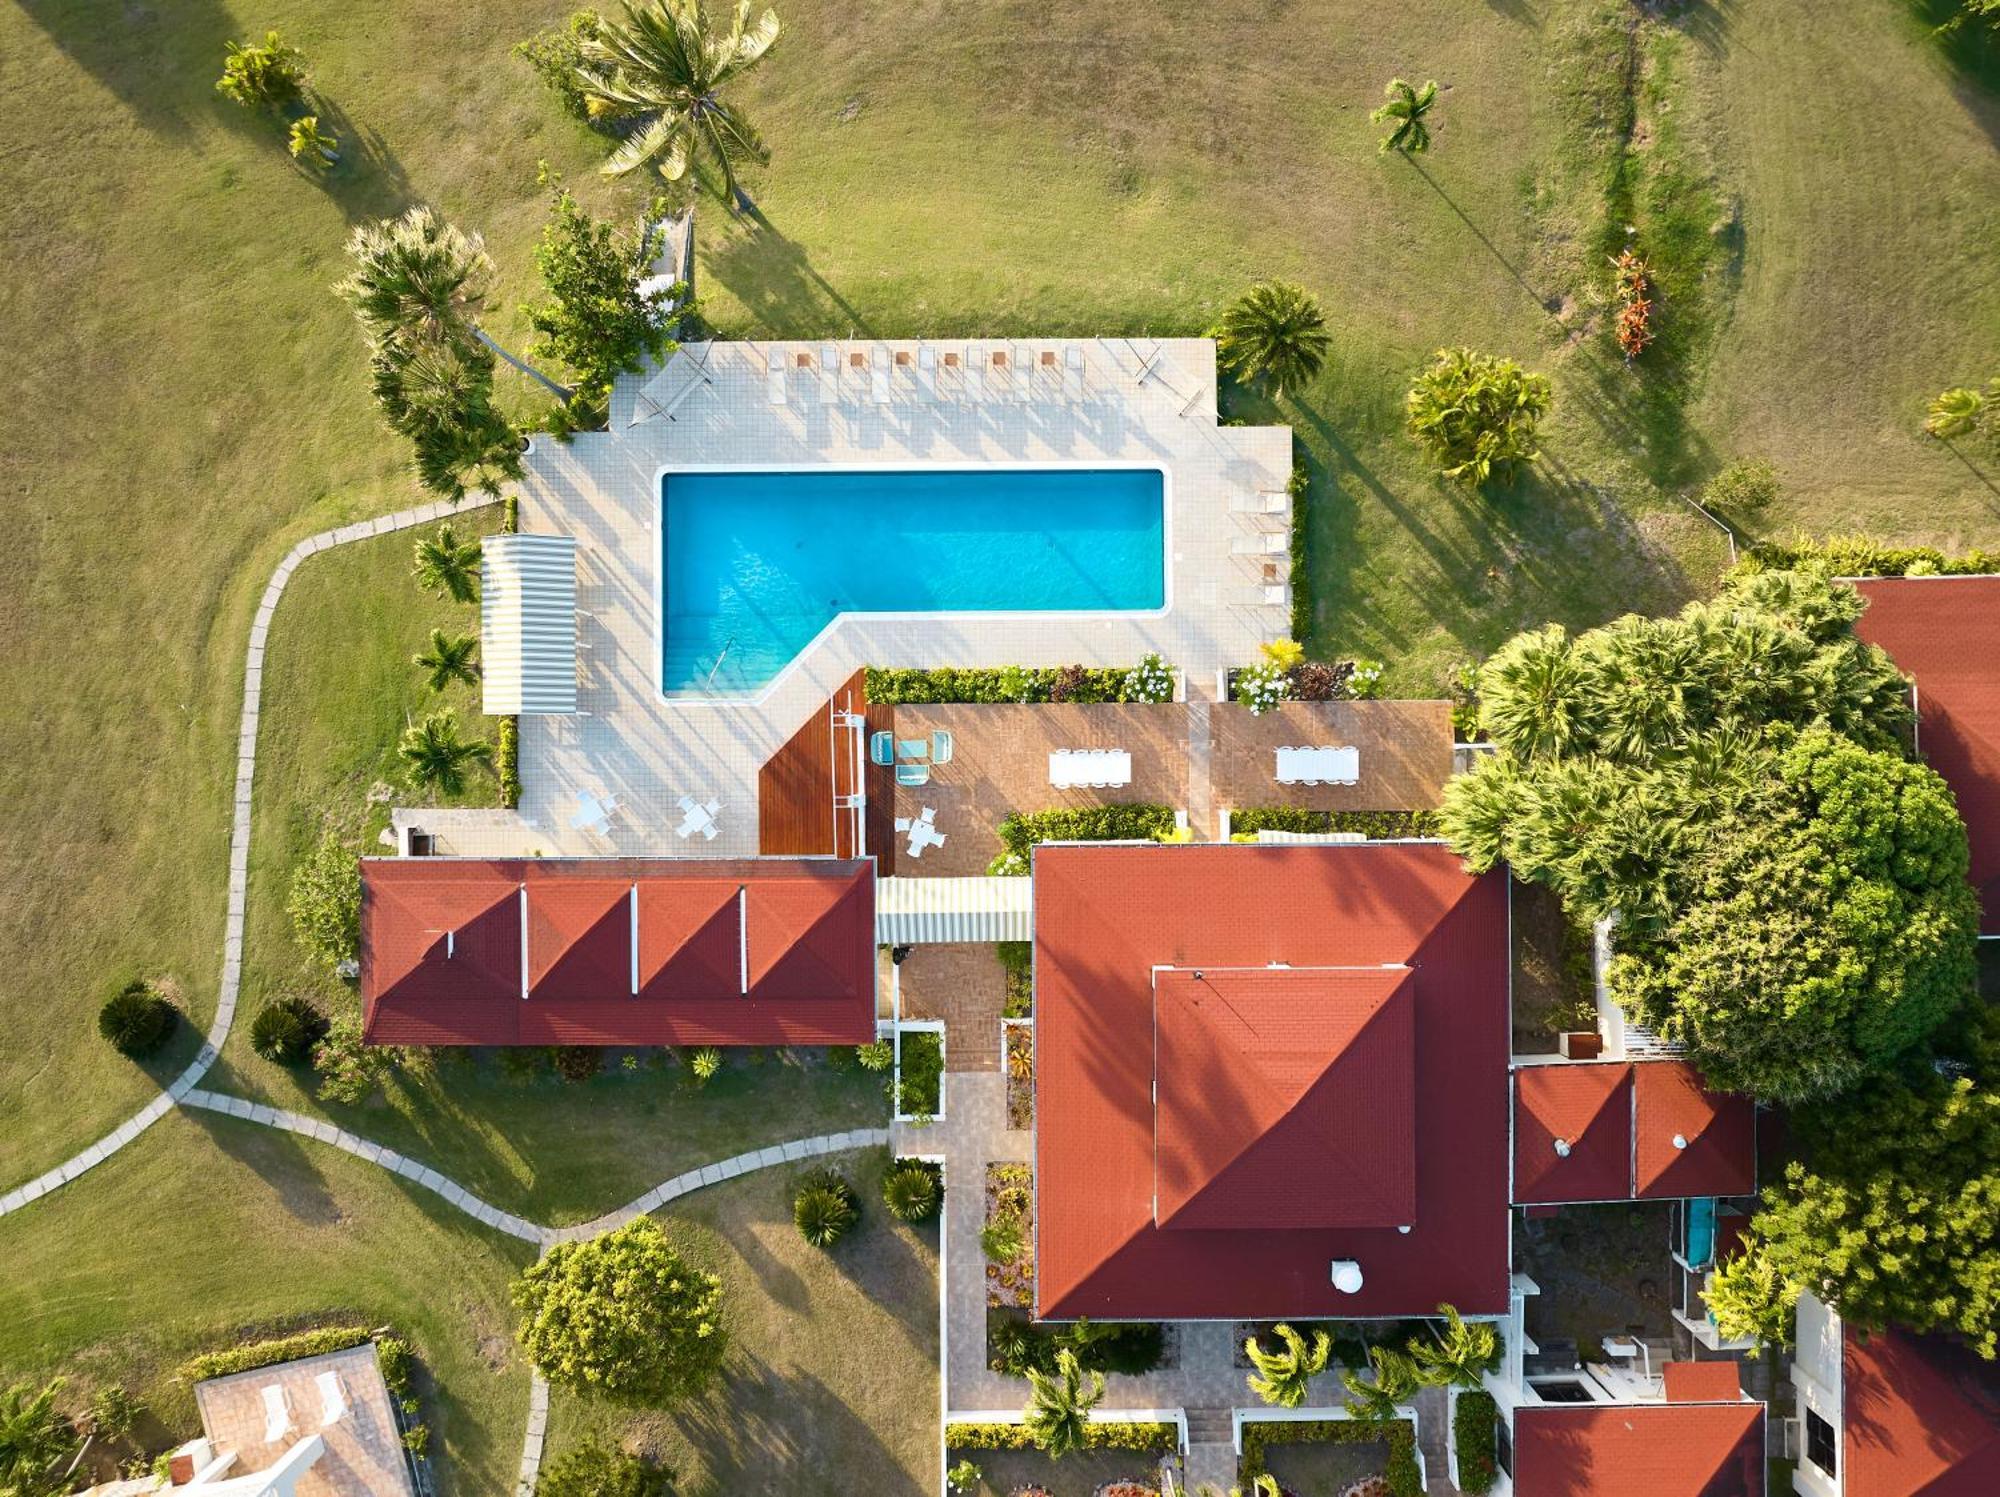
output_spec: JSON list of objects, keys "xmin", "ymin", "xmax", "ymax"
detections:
[
  {"xmin": 855, "ymin": 1038, "xmax": 894, "ymax": 1072},
  {"xmin": 1453, "ymin": 1389, "xmax": 1499, "ymax": 1494},
  {"xmin": 864, "ymin": 665, "xmax": 1143, "ymax": 705},
  {"xmin": 250, "ymin": 997, "xmax": 330, "ymax": 1065},
  {"xmin": 180, "ymin": 1326, "xmax": 372, "ymax": 1384},
  {"xmin": 794, "ymin": 1168, "xmax": 859, "ymax": 1248},
  {"xmin": 514, "ymin": 10, "xmax": 611, "ymax": 123},
  {"xmin": 882, "ymin": 1160, "xmax": 943, "ymax": 1222},
  {"xmin": 1287, "ymin": 452, "xmax": 1312, "ymax": 641},
  {"xmin": 537, "ymin": 1443, "xmax": 673, "ymax": 1497},
  {"xmin": 288, "ymin": 829, "xmax": 361, "ymax": 974},
  {"xmin": 997, "ymin": 942, "xmax": 1033, "ymax": 1017},
  {"xmin": 216, "ymin": 31, "xmax": 305, "ymax": 111},
  {"xmin": 943, "ymin": 1420, "xmax": 1177, "ymax": 1453},
  {"xmin": 496, "ymin": 717, "xmax": 522, "ymax": 808},
  {"xmin": 98, "ymin": 979, "xmax": 176, "ymax": 1058},
  {"xmin": 1612, "ymin": 249, "xmax": 1655, "ymax": 360},
  {"xmin": 553, "ymin": 1046, "xmax": 601, "ymax": 1083},
  {"xmin": 1702, "ymin": 458, "xmax": 1780, "ymax": 514},
  {"xmin": 989, "ymin": 1311, "xmax": 1166, "ymax": 1378},
  {"xmin": 373, "ymin": 1336, "xmax": 416, "ymax": 1397},
  {"xmin": 1734, "ymin": 533, "xmax": 2000, "ymax": 580},
  {"xmin": 1235, "ymin": 658, "xmax": 1287, "ymax": 715},
  {"xmin": 1405, "ymin": 347, "xmax": 1552, "ymax": 485},
  {"xmin": 980, "ymin": 1216, "xmax": 1026, "ymax": 1265},
  {"xmin": 1286, "ymin": 659, "xmax": 1346, "ymax": 701},
  {"xmin": 1121, "ymin": 651, "xmax": 1176, "ymax": 704},
  {"xmin": 895, "ymin": 1030, "xmax": 943, "ymax": 1117},
  {"xmin": 287, "ymin": 115, "xmax": 339, "ymax": 172},
  {"xmin": 87, "ymin": 1384, "xmax": 142, "ymax": 1440},
  {"xmin": 312, "ymin": 1016, "xmax": 391, "ymax": 1105},
  {"xmin": 988, "ymin": 805, "xmax": 1178, "ymax": 876},
  {"xmin": 512, "ymin": 1219, "xmax": 725, "ymax": 1402},
  {"xmin": 1229, "ymin": 808, "xmax": 1440, "ymax": 840},
  {"xmin": 686, "ymin": 1046, "xmax": 722, "ymax": 1084}
]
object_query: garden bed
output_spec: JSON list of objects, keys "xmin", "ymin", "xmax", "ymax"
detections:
[
  {"xmin": 984, "ymin": 1163, "xmax": 1035, "ymax": 1309},
  {"xmin": 999, "ymin": 941, "xmax": 1033, "ymax": 1018},
  {"xmin": 1004, "ymin": 1021, "xmax": 1033, "ymax": 1130},
  {"xmin": 945, "ymin": 1445, "xmax": 1168, "ymax": 1497},
  {"xmin": 895, "ymin": 1026, "xmax": 944, "ymax": 1120},
  {"xmin": 1241, "ymin": 1419, "xmax": 1421, "ymax": 1497},
  {"xmin": 868, "ymin": 664, "xmax": 1150, "ymax": 704},
  {"xmin": 986, "ymin": 1306, "xmax": 1171, "ymax": 1378},
  {"xmin": 1226, "ymin": 809, "xmax": 1440, "ymax": 841},
  {"xmin": 989, "ymin": 805, "xmax": 1178, "ymax": 876}
]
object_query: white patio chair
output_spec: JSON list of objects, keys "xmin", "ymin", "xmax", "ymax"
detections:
[
  {"xmin": 261, "ymin": 1385, "xmax": 291, "ymax": 1444},
  {"xmin": 917, "ymin": 345, "xmax": 939, "ymax": 401},
  {"xmin": 964, "ymin": 347, "xmax": 986, "ymax": 401},
  {"xmin": 1063, "ymin": 344, "xmax": 1086, "ymax": 399},
  {"xmin": 1231, "ymin": 533, "xmax": 1286, "ymax": 556},
  {"xmin": 316, "ymin": 1370, "xmax": 348, "ymax": 1426},
  {"xmin": 1013, "ymin": 346, "xmax": 1038, "ymax": 401},
  {"xmin": 1231, "ymin": 491, "xmax": 1288, "ymax": 515},
  {"xmin": 765, "ymin": 346, "xmax": 788, "ymax": 406},
  {"xmin": 989, "ymin": 348, "xmax": 1013, "ymax": 400},
  {"xmin": 1264, "ymin": 583, "xmax": 1291, "ymax": 608},
  {"xmin": 819, "ymin": 343, "xmax": 842, "ymax": 404},
  {"xmin": 871, "ymin": 347, "xmax": 892, "ymax": 404}
]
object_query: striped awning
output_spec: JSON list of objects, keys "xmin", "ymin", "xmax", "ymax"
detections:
[
  {"xmin": 876, "ymin": 876, "xmax": 1033, "ymax": 945},
  {"xmin": 481, "ymin": 533, "xmax": 577, "ymax": 715}
]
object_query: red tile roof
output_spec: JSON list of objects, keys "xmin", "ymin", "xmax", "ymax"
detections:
[
  {"xmin": 1513, "ymin": 1403, "xmax": 1764, "ymax": 1497},
  {"xmin": 1513, "ymin": 1063, "xmax": 1633, "ymax": 1204},
  {"xmin": 1633, "ymin": 1060, "xmax": 1756, "ymax": 1200},
  {"xmin": 1852, "ymin": 576, "xmax": 2000, "ymax": 935},
  {"xmin": 1843, "ymin": 1328, "xmax": 2000, "ymax": 1497},
  {"xmin": 361, "ymin": 858, "xmax": 874, "ymax": 1047},
  {"xmin": 1663, "ymin": 1360, "xmax": 1743, "ymax": 1404},
  {"xmin": 1153, "ymin": 967, "xmax": 1416, "ymax": 1231},
  {"xmin": 1033, "ymin": 841, "xmax": 1511, "ymax": 1321}
]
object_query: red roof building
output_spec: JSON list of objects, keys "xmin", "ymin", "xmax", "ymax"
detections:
[
  {"xmin": 1838, "ymin": 1329, "xmax": 2000, "ymax": 1497},
  {"xmin": 1032, "ymin": 841, "xmax": 1511, "ymax": 1321},
  {"xmin": 1851, "ymin": 576, "xmax": 2000, "ymax": 934},
  {"xmin": 360, "ymin": 857, "xmax": 875, "ymax": 1046},
  {"xmin": 1513, "ymin": 1401, "xmax": 1764, "ymax": 1497},
  {"xmin": 1512, "ymin": 1060, "xmax": 1756, "ymax": 1205}
]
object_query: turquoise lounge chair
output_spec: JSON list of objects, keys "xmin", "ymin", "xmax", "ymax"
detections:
[
  {"xmin": 870, "ymin": 731, "xmax": 896, "ymax": 766},
  {"xmin": 931, "ymin": 730, "xmax": 954, "ymax": 765},
  {"xmin": 896, "ymin": 762, "xmax": 930, "ymax": 787}
]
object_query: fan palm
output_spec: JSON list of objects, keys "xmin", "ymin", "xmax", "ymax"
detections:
[
  {"xmin": 578, "ymin": 0, "xmax": 781, "ymax": 211},
  {"xmin": 412, "ymin": 524, "xmax": 483, "ymax": 604},
  {"xmin": 1410, "ymin": 1303, "xmax": 1502, "ymax": 1388},
  {"xmin": 414, "ymin": 629, "xmax": 480, "ymax": 691},
  {"xmin": 337, "ymin": 207, "xmax": 493, "ymax": 352},
  {"xmin": 397, "ymin": 710, "xmax": 493, "ymax": 796},
  {"xmin": 0, "ymin": 1377, "xmax": 79, "ymax": 1495},
  {"xmin": 1340, "ymin": 1345, "xmax": 1421, "ymax": 1422},
  {"xmin": 1215, "ymin": 281, "xmax": 1330, "ymax": 398},
  {"xmin": 1372, "ymin": 77, "xmax": 1439, "ymax": 155},
  {"xmin": 1022, "ymin": 1348, "xmax": 1104, "ymax": 1459},
  {"xmin": 1245, "ymin": 1322, "xmax": 1332, "ymax": 1408}
]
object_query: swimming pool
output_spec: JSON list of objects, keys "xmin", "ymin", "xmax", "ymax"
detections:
[{"xmin": 658, "ymin": 466, "xmax": 1167, "ymax": 694}]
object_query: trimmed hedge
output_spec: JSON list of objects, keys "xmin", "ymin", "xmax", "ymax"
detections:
[
  {"xmin": 1240, "ymin": 1418, "xmax": 1421, "ymax": 1497},
  {"xmin": 866, "ymin": 665, "xmax": 1138, "ymax": 704},
  {"xmin": 1228, "ymin": 808, "xmax": 1441, "ymax": 840},
  {"xmin": 1734, "ymin": 534, "xmax": 2000, "ymax": 579},
  {"xmin": 1288, "ymin": 451, "xmax": 1312, "ymax": 643},
  {"xmin": 496, "ymin": 716, "xmax": 521, "ymax": 808},
  {"xmin": 180, "ymin": 1326, "xmax": 372, "ymax": 1384},
  {"xmin": 990, "ymin": 804, "xmax": 1178, "ymax": 875},
  {"xmin": 896, "ymin": 1030, "xmax": 943, "ymax": 1117},
  {"xmin": 945, "ymin": 1420, "xmax": 1178, "ymax": 1453},
  {"xmin": 1453, "ymin": 1389, "xmax": 1499, "ymax": 1495}
]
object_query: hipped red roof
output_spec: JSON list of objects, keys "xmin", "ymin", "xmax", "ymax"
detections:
[
  {"xmin": 1033, "ymin": 841, "xmax": 1511, "ymax": 1321},
  {"xmin": 361, "ymin": 857, "xmax": 874, "ymax": 1046},
  {"xmin": 1843, "ymin": 1327, "xmax": 2000, "ymax": 1497},
  {"xmin": 1513, "ymin": 1403, "xmax": 1763, "ymax": 1497},
  {"xmin": 1511, "ymin": 1060, "xmax": 1754, "ymax": 1204},
  {"xmin": 1852, "ymin": 576, "xmax": 2000, "ymax": 935}
]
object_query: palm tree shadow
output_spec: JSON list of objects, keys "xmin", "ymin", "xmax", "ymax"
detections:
[
  {"xmin": 297, "ymin": 93, "xmax": 416, "ymax": 226},
  {"xmin": 701, "ymin": 207, "xmax": 878, "ymax": 338}
]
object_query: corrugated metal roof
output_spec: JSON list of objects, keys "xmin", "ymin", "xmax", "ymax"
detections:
[
  {"xmin": 481, "ymin": 533, "xmax": 577, "ymax": 715},
  {"xmin": 876, "ymin": 875, "xmax": 1032, "ymax": 944}
]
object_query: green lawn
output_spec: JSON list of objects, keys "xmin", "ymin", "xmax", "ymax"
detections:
[
  {"xmin": 545, "ymin": 1150, "xmax": 940, "ymax": 1495},
  {"xmin": 0, "ymin": 1111, "xmax": 534, "ymax": 1496}
]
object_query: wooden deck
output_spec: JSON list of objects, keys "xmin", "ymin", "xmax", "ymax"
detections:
[{"xmin": 757, "ymin": 669, "xmax": 898, "ymax": 865}]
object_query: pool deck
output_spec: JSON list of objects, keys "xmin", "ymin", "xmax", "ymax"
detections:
[{"xmin": 512, "ymin": 338, "xmax": 1291, "ymax": 857}]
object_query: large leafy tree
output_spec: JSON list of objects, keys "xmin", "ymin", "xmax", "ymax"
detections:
[
  {"xmin": 1022, "ymin": 1348, "xmax": 1103, "ymax": 1458},
  {"xmin": 513, "ymin": 1218, "xmax": 726, "ymax": 1401},
  {"xmin": 1214, "ymin": 282, "xmax": 1331, "ymax": 399},
  {"xmin": 398, "ymin": 710, "xmax": 494, "ymax": 796},
  {"xmin": 287, "ymin": 828, "xmax": 361, "ymax": 973},
  {"xmin": 1245, "ymin": 1322, "xmax": 1331, "ymax": 1408},
  {"xmin": 1371, "ymin": 77, "xmax": 1438, "ymax": 154},
  {"xmin": 1405, "ymin": 347, "xmax": 1551, "ymax": 485},
  {"xmin": 535, "ymin": 1442, "xmax": 673, "ymax": 1496},
  {"xmin": 1709, "ymin": 1007, "xmax": 2000, "ymax": 1357},
  {"xmin": 0, "ymin": 1378, "xmax": 80, "ymax": 1497},
  {"xmin": 577, "ymin": 0, "xmax": 782, "ymax": 211}
]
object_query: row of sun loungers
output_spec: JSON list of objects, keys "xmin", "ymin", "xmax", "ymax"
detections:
[{"xmin": 765, "ymin": 344, "xmax": 1088, "ymax": 407}]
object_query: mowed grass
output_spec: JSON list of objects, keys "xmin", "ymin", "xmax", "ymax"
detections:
[
  {"xmin": 0, "ymin": 1111, "xmax": 534, "ymax": 1495},
  {"xmin": 545, "ymin": 1150, "xmax": 940, "ymax": 1496}
]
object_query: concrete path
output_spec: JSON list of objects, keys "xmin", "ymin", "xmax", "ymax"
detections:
[{"xmin": 0, "ymin": 494, "xmax": 495, "ymax": 1222}]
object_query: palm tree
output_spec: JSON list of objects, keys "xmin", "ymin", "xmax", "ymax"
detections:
[
  {"xmin": 337, "ymin": 207, "xmax": 494, "ymax": 352},
  {"xmin": 397, "ymin": 710, "xmax": 493, "ymax": 796},
  {"xmin": 288, "ymin": 115, "xmax": 340, "ymax": 173},
  {"xmin": 578, "ymin": 0, "xmax": 782, "ymax": 212},
  {"xmin": 1411, "ymin": 1303, "xmax": 1502, "ymax": 1388},
  {"xmin": 1371, "ymin": 78, "xmax": 1439, "ymax": 155},
  {"xmin": 1924, "ymin": 384, "xmax": 1987, "ymax": 440},
  {"xmin": 1215, "ymin": 282, "xmax": 1331, "ymax": 398},
  {"xmin": 0, "ymin": 1377, "xmax": 79, "ymax": 1496},
  {"xmin": 1245, "ymin": 1322, "xmax": 1332, "ymax": 1408},
  {"xmin": 414, "ymin": 629, "xmax": 480, "ymax": 691},
  {"xmin": 412, "ymin": 524, "xmax": 483, "ymax": 603},
  {"xmin": 1340, "ymin": 1345, "xmax": 1421, "ymax": 1423},
  {"xmin": 1022, "ymin": 1348, "xmax": 1104, "ymax": 1459}
]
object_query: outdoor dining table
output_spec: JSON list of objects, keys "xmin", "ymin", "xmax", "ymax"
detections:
[
  {"xmin": 1049, "ymin": 748, "xmax": 1132, "ymax": 789},
  {"xmin": 1275, "ymin": 745, "xmax": 1360, "ymax": 785}
]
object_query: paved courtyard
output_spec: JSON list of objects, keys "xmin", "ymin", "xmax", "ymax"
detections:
[{"xmin": 510, "ymin": 338, "xmax": 1290, "ymax": 857}]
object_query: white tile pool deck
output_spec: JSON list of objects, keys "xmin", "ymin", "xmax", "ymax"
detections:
[{"xmin": 513, "ymin": 338, "xmax": 1291, "ymax": 856}]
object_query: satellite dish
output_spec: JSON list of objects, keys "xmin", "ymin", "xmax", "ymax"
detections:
[{"xmin": 1331, "ymin": 1260, "xmax": 1365, "ymax": 1294}]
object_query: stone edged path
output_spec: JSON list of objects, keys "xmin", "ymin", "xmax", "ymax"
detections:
[{"xmin": 0, "ymin": 494, "xmax": 494, "ymax": 1223}]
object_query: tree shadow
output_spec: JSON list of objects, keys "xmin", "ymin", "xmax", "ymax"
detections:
[
  {"xmin": 296, "ymin": 92, "xmax": 416, "ymax": 226},
  {"xmin": 1906, "ymin": 0, "xmax": 2000, "ymax": 149},
  {"xmin": 672, "ymin": 1355, "xmax": 930, "ymax": 1496},
  {"xmin": 699, "ymin": 208, "xmax": 879, "ymax": 338},
  {"xmin": 182, "ymin": 1106, "xmax": 343, "ymax": 1228},
  {"xmin": 1481, "ymin": 0, "xmax": 1544, "ymax": 26},
  {"xmin": 15, "ymin": 0, "xmax": 240, "ymax": 135},
  {"xmin": 1659, "ymin": 0, "xmax": 1739, "ymax": 56}
]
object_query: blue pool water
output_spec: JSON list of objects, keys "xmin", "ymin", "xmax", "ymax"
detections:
[{"xmin": 659, "ymin": 468, "xmax": 1166, "ymax": 693}]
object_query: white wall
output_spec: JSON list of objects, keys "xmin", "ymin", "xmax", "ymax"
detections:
[{"xmin": 1790, "ymin": 1291, "xmax": 1842, "ymax": 1497}]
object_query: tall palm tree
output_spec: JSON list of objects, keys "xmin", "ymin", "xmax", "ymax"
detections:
[
  {"xmin": 1340, "ymin": 1345, "xmax": 1421, "ymax": 1423},
  {"xmin": 397, "ymin": 710, "xmax": 493, "ymax": 796},
  {"xmin": 412, "ymin": 524, "xmax": 483, "ymax": 604},
  {"xmin": 1372, "ymin": 78, "xmax": 1439, "ymax": 155},
  {"xmin": 1245, "ymin": 1322, "xmax": 1332, "ymax": 1408},
  {"xmin": 1023, "ymin": 1348, "xmax": 1104, "ymax": 1459},
  {"xmin": 414, "ymin": 629, "xmax": 480, "ymax": 691},
  {"xmin": 1215, "ymin": 281, "xmax": 1331, "ymax": 398},
  {"xmin": 0, "ymin": 1377, "xmax": 79, "ymax": 1496},
  {"xmin": 578, "ymin": 0, "xmax": 782, "ymax": 212},
  {"xmin": 337, "ymin": 207, "xmax": 495, "ymax": 352},
  {"xmin": 1410, "ymin": 1303, "xmax": 1502, "ymax": 1388}
]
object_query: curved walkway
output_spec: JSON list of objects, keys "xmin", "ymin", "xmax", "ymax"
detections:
[{"xmin": 0, "ymin": 495, "xmax": 493, "ymax": 1222}]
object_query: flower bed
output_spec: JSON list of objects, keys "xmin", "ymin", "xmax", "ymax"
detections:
[
  {"xmin": 1004, "ymin": 1022, "xmax": 1033, "ymax": 1130},
  {"xmin": 867, "ymin": 664, "xmax": 1157, "ymax": 704},
  {"xmin": 895, "ymin": 1028, "xmax": 943, "ymax": 1119},
  {"xmin": 984, "ymin": 1163, "xmax": 1035, "ymax": 1309},
  {"xmin": 1228, "ymin": 809, "xmax": 1440, "ymax": 841},
  {"xmin": 998, "ymin": 941, "xmax": 1033, "ymax": 1017},
  {"xmin": 1241, "ymin": 1419, "xmax": 1421, "ymax": 1497}
]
